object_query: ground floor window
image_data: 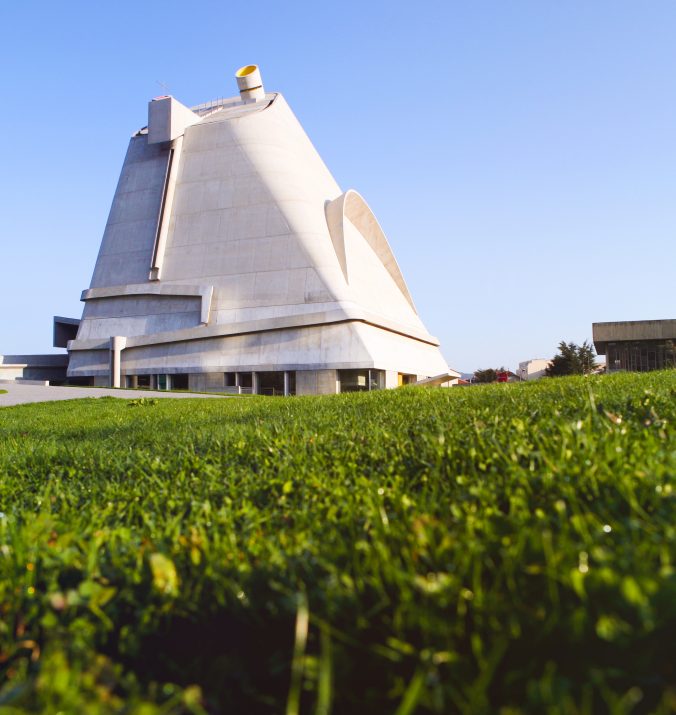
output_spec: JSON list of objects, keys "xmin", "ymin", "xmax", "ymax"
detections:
[
  {"xmin": 258, "ymin": 371, "xmax": 295, "ymax": 396},
  {"xmin": 172, "ymin": 374, "xmax": 189, "ymax": 390},
  {"xmin": 338, "ymin": 369, "xmax": 385, "ymax": 393},
  {"xmin": 124, "ymin": 370, "xmax": 301, "ymax": 395},
  {"xmin": 125, "ymin": 374, "xmax": 188, "ymax": 390},
  {"xmin": 607, "ymin": 340, "xmax": 676, "ymax": 372},
  {"xmin": 224, "ymin": 371, "xmax": 295, "ymax": 395}
]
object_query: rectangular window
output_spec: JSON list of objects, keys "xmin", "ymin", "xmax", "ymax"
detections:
[
  {"xmin": 338, "ymin": 369, "xmax": 385, "ymax": 393},
  {"xmin": 172, "ymin": 374, "xmax": 189, "ymax": 390},
  {"xmin": 258, "ymin": 371, "xmax": 287, "ymax": 396}
]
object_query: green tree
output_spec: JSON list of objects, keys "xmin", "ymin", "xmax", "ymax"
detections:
[
  {"xmin": 473, "ymin": 367, "xmax": 508, "ymax": 383},
  {"xmin": 473, "ymin": 368, "xmax": 497, "ymax": 383},
  {"xmin": 545, "ymin": 340, "xmax": 597, "ymax": 377}
]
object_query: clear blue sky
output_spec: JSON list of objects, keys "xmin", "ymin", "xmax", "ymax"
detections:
[{"xmin": 1, "ymin": 1, "xmax": 674, "ymax": 372}]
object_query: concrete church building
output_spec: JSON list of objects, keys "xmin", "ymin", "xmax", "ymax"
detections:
[{"xmin": 66, "ymin": 65, "xmax": 455, "ymax": 395}]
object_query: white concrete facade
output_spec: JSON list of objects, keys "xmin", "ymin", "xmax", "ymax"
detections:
[
  {"xmin": 517, "ymin": 358, "xmax": 551, "ymax": 381},
  {"xmin": 67, "ymin": 66, "xmax": 455, "ymax": 394}
]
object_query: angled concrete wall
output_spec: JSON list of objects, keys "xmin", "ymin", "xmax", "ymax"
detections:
[{"xmin": 89, "ymin": 138, "xmax": 170, "ymax": 289}]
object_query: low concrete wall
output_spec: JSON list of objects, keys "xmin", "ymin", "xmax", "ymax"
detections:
[
  {"xmin": 0, "ymin": 354, "xmax": 69, "ymax": 384},
  {"xmin": 296, "ymin": 370, "xmax": 338, "ymax": 396},
  {"xmin": 0, "ymin": 379, "xmax": 50, "ymax": 386}
]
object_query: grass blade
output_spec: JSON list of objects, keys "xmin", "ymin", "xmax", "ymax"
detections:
[
  {"xmin": 394, "ymin": 666, "xmax": 426, "ymax": 715},
  {"xmin": 286, "ymin": 590, "xmax": 309, "ymax": 715},
  {"xmin": 315, "ymin": 624, "xmax": 333, "ymax": 715}
]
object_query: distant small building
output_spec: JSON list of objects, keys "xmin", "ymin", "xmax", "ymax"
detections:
[
  {"xmin": 593, "ymin": 319, "xmax": 676, "ymax": 372},
  {"xmin": 0, "ymin": 354, "xmax": 68, "ymax": 385},
  {"xmin": 517, "ymin": 358, "xmax": 551, "ymax": 381}
]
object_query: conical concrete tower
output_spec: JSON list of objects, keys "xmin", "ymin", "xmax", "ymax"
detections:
[{"xmin": 67, "ymin": 65, "xmax": 456, "ymax": 394}]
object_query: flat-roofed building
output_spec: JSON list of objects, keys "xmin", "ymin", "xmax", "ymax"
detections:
[
  {"xmin": 592, "ymin": 319, "xmax": 676, "ymax": 372},
  {"xmin": 517, "ymin": 358, "xmax": 551, "ymax": 381},
  {"xmin": 0, "ymin": 354, "xmax": 68, "ymax": 384},
  {"xmin": 66, "ymin": 66, "xmax": 456, "ymax": 394}
]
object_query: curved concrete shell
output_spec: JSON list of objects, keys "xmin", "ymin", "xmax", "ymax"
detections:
[{"xmin": 67, "ymin": 68, "xmax": 455, "ymax": 394}]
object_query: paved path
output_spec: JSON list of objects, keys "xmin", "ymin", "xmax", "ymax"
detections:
[{"xmin": 0, "ymin": 383, "xmax": 226, "ymax": 408}]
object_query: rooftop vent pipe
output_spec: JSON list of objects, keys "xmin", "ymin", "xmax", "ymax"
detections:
[{"xmin": 235, "ymin": 64, "xmax": 265, "ymax": 102}]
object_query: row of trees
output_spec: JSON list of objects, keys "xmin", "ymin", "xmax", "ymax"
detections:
[{"xmin": 473, "ymin": 340, "xmax": 597, "ymax": 382}]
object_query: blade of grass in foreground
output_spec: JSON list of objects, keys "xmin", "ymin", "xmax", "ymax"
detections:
[
  {"xmin": 394, "ymin": 666, "xmax": 426, "ymax": 715},
  {"xmin": 286, "ymin": 590, "xmax": 309, "ymax": 715},
  {"xmin": 314, "ymin": 624, "xmax": 333, "ymax": 715}
]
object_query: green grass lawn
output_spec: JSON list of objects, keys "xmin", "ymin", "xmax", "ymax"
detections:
[{"xmin": 0, "ymin": 372, "xmax": 674, "ymax": 714}]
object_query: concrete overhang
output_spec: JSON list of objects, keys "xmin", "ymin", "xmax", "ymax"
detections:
[
  {"xmin": 593, "ymin": 319, "xmax": 676, "ymax": 354},
  {"xmin": 53, "ymin": 316, "xmax": 80, "ymax": 348},
  {"xmin": 80, "ymin": 283, "xmax": 213, "ymax": 326},
  {"xmin": 415, "ymin": 370, "xmax": 462, "ymax": 387}
]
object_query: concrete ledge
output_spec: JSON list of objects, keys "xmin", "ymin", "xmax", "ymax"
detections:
[
  {"xmin": 81, "ymin": 283, "xmax": 213, "ymax": 325},
  {"xmin": 593, "ymin": 319, "xmax": 676, "ymax": 353},
  {"xmin": 68, "ymin": 307, "xmax": 440, "ymax": 353}
]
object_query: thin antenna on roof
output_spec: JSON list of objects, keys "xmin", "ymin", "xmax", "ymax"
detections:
[{"xmin": 156, "ymin": 80, "xmax": 171, "ymax": 95}]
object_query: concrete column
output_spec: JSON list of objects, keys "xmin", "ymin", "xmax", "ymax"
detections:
[
  {"xmin": 252, "ymin": 371, "xmax": 259, "ymax": 395},
  {"xmin": 109, "ymin": 336, "xmax": 127, "ymax": 388},
  {"xmin": 283, "ymin": 371, "xmax": 290, "ymax": 397}
]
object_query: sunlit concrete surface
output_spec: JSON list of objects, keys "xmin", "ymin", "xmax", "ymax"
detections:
[
  {"xmin": 0, "ymin": 383, "xmax": 226, "ymax": 408},
  {"xmin": 65, "ymin": 64, "xmax": 456, "ymax": 394}
]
